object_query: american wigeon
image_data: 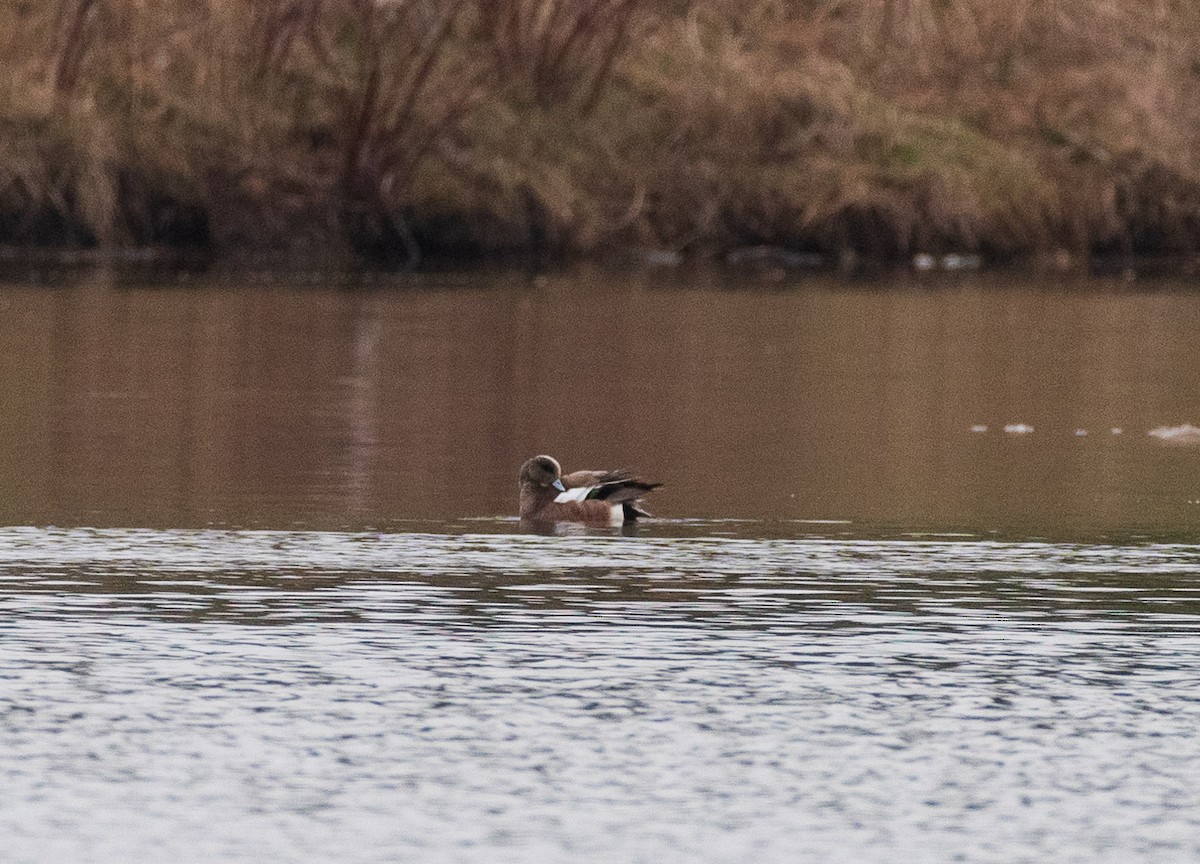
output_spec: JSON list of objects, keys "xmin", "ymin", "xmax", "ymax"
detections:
[{"xmin": 518, "ymin": 455, "xmax": 662, "ymax": 525}]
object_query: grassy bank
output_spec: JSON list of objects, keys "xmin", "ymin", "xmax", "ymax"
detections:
[{"xmin": 3, "ymin": 0, "xmax": 1200, "ymax": 266}]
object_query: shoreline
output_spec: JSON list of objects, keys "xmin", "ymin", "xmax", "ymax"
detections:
[{"xmin": 2, "ymin": 242, "xmax": 1197, "ymax": 285}]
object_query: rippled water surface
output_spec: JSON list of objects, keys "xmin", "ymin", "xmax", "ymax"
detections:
[
  {"xmin": 5, "ymin": 526, "xmax": 1200, "ymax": 863},
  {"xmin": 3, "ymin": 267, "xmax": 1200, "ymax": 862}
]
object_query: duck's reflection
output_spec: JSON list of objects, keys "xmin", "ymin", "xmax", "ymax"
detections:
[{"xmin": 519, "ymin": 517, "xmax": 647, "ymax": 537}]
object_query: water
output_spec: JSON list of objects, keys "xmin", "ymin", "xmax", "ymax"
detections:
[
  {"xmin": 4, "ymin": 264, "xmax": 1200, "ymax": 533},
  {"xmin": 2, "ymin": 265, "xmax": 1200, "ymax": 862}
]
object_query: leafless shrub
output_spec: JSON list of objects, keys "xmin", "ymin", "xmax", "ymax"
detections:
[
  {"xmin": 475, "ymin": 0, "xmax": 638, "ymax": 113},
  {"xmin": 49, "ymin": 0, "xmax": 102, "ymax": 94},
  {"xmin": 321, "ymin": 0, "xmax": 479, "ymax": 261},
  {"xmin": 247, "ymin": 0, "xmax": 329, "ymax": 76}
]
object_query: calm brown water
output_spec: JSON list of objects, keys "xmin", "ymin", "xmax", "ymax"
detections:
[
  {"xmin": 3, "ymin": 265, "xmax": 1200, "ymax": 863},
  {"xmin": 1, "ymin": 265, "xmax": 1199, "ymax": 533}
]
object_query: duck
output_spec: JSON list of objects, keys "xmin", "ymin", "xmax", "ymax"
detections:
[{"xmin": 518, "ymin": 455, "xmax": 661, "ymax": 526}]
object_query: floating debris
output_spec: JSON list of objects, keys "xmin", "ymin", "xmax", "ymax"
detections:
[
  {"xmin": 942, "ymin": 253, "xmax": 982, "ymax": 270},
  {"xmin": 912, "ymin": 253, "xmax": 983, "ymax": 271},
  {"xmin": 1148, "ymin": 424, "xmax": 1200, "ymax": 446},
  {"xmin": 726, "ymin": 246, "xmax": 823, "ymax": 269},
  {"xmin": 1004, "ymin": 423, "xmax": 1035, "ymax": 435},
  {"xmin": 1110, "ymin": 428, "xmax": 1124, "ymax": 435},
  {"xmin": 638, "ymin": 248, "xmax": 684, "ymax": 267},
  {"xmin": 970, "ymin": 424, "xmax": 989, "ymax": 433},
  {"xmin": 1074, "ymin": 429, "xmax": 1089, "ymax": 437}
]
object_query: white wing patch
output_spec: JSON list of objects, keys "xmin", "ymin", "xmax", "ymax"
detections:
[{"xmin": 554, "ymin": 486, "xmax": 594, "ymax": 503}]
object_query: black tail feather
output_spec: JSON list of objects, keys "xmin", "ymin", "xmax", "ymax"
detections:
[{"xmin": 622, "ymin": 501, "xmax": 653, "ymax": 520}]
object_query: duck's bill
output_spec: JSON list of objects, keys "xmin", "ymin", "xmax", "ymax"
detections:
[{"xmin": 553, "ymin": 479, "xmax": 566, "ymax": 492}]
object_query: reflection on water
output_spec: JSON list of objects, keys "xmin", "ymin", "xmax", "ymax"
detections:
[
  {"xmin": 3, "ymin": 527, "xmax": 1200, "ymax": 862},
  {"xmin": 1, "ymin": 266, "xmax": 1199, "ymax": 533}
]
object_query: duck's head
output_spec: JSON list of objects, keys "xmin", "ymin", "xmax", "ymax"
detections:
[{"xmin": 519, "ymin": 455, "xmax": 566, "ymax": 492}]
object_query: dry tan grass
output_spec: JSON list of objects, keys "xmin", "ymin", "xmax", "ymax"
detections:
[{"xmin": 3, "ymin": 0, "xmax": 1200, "ymax": 260}]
